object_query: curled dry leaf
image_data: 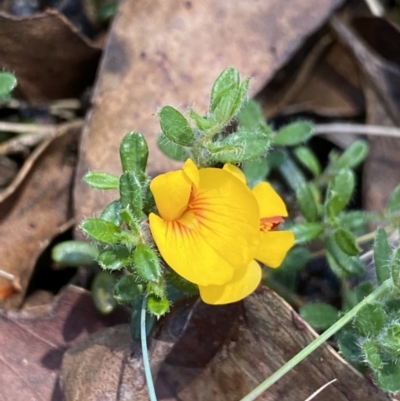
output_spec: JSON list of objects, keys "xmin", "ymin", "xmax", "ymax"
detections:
[
  {"xmin": 61, "ymin": 288, "xmax": 389, "ymax": 401},
  {"xmin": 0, "ymin": 121, "xmax": 83, "ymax": 308},
  {"xmin": 0, "ymin": 285, "xmax": 129, "ymax": 401},
  {"xmin": 0, "ymin": 9, "xmax": 101, "ymax": 103},
  {"xmin": 262, "ymin": 36, "xmax": 364, "ymax": 120},
  {"xmin": 74, "ymin": 0, "xmax": 344, "ymax": 223},
  {"xmin": 331, "ymin": 16, "xmax": 400, "ymax": 211}
]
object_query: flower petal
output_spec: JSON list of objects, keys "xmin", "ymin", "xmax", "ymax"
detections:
[
  {"xmin": 149, "ymin": 213, "xmax": 235, "ymax": 285},
  {"xmin": 149, "ymin": 167, "xmax": 260, "ymax": 286},
  {"xmin": 195, "ymin": 167, "xmax": 260, "ymax": 269},
  {"xmin": 255, "ymin": 230, "xmax": 295, "ymax": 268},
  {"xmin": 150, "ymin": 169, "xmax": 191, "ymax": 221},
  {"xmin": 183, "ymin": 158, "xmax": 200, "ymax": 190},
  {"xmin": 198, "ymin": 260, "xmax": 261, "ymax": 305},
  {"xmin": 252, "ymin": 182, "xmax": 288, "ymax": 218},
  {"xmin": 223, "ymin": 163, "xmax": 246, "ymax": 183}
]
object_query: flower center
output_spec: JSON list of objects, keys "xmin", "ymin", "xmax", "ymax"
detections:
[{"xmin": 260, "ymin": 216, "xmax": 284, "ymax": 232}]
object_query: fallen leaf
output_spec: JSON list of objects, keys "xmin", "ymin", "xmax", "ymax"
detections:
[
  {"xmin": 73, "ymin": 0, "xmax": 344, "ymax": 223},
  {"xmin": 61, "ymin": 288, "xmax": 389, "ymax": 401},
  {"xmin": 0, "ymin": 285, "xmax": 129, "ymax": 401},
  {"xmin": 0, "ymin": 9, "xmax": 101, "ymax": 103},
  {"xmin": 331, "ymin": 16, "xmax": 400, "ymax": 211},
  {"xmin": 0, "ymin": 121, "xmax": 82, "ymax": 308},
  {"xmin": 262, "ymin": 36, "xmax": 364, "ymax": 119}
]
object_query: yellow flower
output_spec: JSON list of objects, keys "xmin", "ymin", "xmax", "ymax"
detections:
[
  {"xmin": 197, "ymin": 164, "xmax": 295, "ymax": 304},
  {"xmin": 149, "ymin": 159, "xmax": 294, "ymax": 305}
]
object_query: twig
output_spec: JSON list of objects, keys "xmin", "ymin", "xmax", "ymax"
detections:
[
  {"xmin": 0, "ymin": 268, "xmax": 15, "ymax": 281},
  {"xmin": 363, "ymin": 0, "xmax": 384, "ymax": 16},
  {"xmin": 0, "ymin": 121, "xmax": 55, "ymax": 134},
  {"xmin": 304, "ymin": 379, "xmax": 337, "ymax": 401},
  {"xmin": 315, "ymin": 123, "xmax": 400, "ymax": 138}
]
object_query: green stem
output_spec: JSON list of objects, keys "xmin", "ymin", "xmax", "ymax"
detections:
[
  {"xmin": 239, "ymin": 279, "xmax": 392, "ymax": 401},
  {"xmin": 141, "ymin": 296, "xmax": 158, "ymax": 401}
]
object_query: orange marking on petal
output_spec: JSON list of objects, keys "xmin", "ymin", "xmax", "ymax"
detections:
[{"xmin": 260, "ymin": 216, "xmax": 284, "ymax": 232}]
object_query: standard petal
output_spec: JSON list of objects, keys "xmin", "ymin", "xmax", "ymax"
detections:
[
  {"xmin": 195, "ymin": 167, "xmax": 260, "ymax": 270},
  {"xmin": 150, "ymin": 169, "xmax": 191, "ymax": 221},
  {"xmin": 223, "ymin": 163, "xmax": 246, "ymax": 183},
  {"xmin": 198, "ymin": 260, "xmax": 261, "ymax": 305},
  {"xmin": 183, "ymin": 158, "xmax": 200, "ymax": 190},
  {"xmin": 252, "ymin": 182, "xmax": 288, "ymax": 218},
  {"xmin": 149, "ymin": 213, "xmax": 235, "ymax": 286},
  {"xmin": 255, "ymin": 230, "xmax": 295, "ymax": 268}
]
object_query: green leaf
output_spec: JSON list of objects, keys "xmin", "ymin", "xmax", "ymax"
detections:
[
  {"xmin": 188, "ymin": 108, "xmax": 212, "ymax": 131},
  {"xmin": 325, "ymin": 237, "xmax": 365, "ymax": 277},
  {"xmin": 338, "ymin": 210, "xmax": 375, "ymax": 231},
  {"xmin": 291, "ymin": 222, "xmax": 324, "ymax": 243},
  {"xmin": 133, "ymin": 243, "xmax": 161, "ymax": 282},
  {"xmin": 157, "ymin": 133, "xmax": 188, "ymax": 161},
  {"xmin": 299, "ymin": 302, "xmax": 339, "ymax": 330},
  {"xmin": 158, "ymin": 106, "xmax": 194, "ymax": 146},
  {"xmin": 114, "ymin": 275, "xmax": 144, "ymax": 304},
  {"xmin": 381, "ymin": 323, "xmax": 400, "ymax": 359},
  {"xmin": 337, "ymin": 140, "xmax": 369, "ymax": 169},
  {"xmin": 391, "ymin": 248, "xmax": 400, "ymax": 289},
  {"xmin": 100, "ymin": 200, "xmax": 122, "ymax": 226},
  {"xmin": 277, "ymin": 150, "xmax": 307, "ymax": 191},
  {"xmin": 208, "ymin": 129, "xmax": 270, "ymax": 163},
  {"xmin": 81, "ymin": 218, "xmax": 122, "ymax": 244},
  {"xmin": 354, "ymin": 281, "xmax": 375, "ymax": 302},
  {"xmin": 0, "ymin": 72, "xmax": 17, "ymax": 97},
  {"xmin": 119, "ymin": 207, "xmax": 141, "ymax": 236},
  {"xmin": 119, "ymin": 131, "xmax": 149, "ymax": 173},
  {"xmin": 51, "ymin": 240, "xmax": 99, "ymax": 267},
  {"xmin": 325, "ymin": 168, "xmax": 355, "ymax": 218},
  {"xmin": 362, "ymin": 340, "xmax": 382, "ymax": 371},
  {"xmin": 376, "ymin": 361, "xmax": 400, "ymax": 393},
  {"xmin": 337, "ymin": 329, "xmax": 365, "ymax": 371},
  {"xmin": 210, "ymin": 67, "xmax": 240, "ymax": 113},
  {"xmin": 374, "ymin": 228, "xmax": 391, "ymax": 285},
  {"xmin": 98, "ymin": 245, "xmax": 131, "ymax": 270},
  {"xmin": 238, "ymin": 99, "xmax": 272, "ymax": 135},
  {"xmin": 354, "ymin": 303, "xmax": 386, "ymax": 336},
  {"xmin": 334, "ymin": 228, "xmax": 360, "ymax": 256},
  {"xmin": 386, "ymin": 183, "xmax": 400, "ymax": 211},
  {"xmin": 242, "ymin": 158, "xmax": 270, "ymax": 188},
  {"xmin": 147, "ymin": 294, "xmax": 170, "ymax": 318},
  {"xmin": 296, "ymin": 183, "xmax": 318, "ymax": 222},
  {"xmin": 91, "ymin": 271, "xmax": 117, "ymax": 314},
  {"xmin": 119, "ymin": 172, "xmax": 143, "ymax": 216},
  {"xmin": 209, "ymin": 69, "xmax": 248, "ymax": 127},
  {"xmin": 83, "ymin": 171, "xmax": 119, "ymax": 190},
  {"xmin": 230, "ymin": 78, "xmax": 250, "ymax": 118},
  {"xmin": 272, "ymin": 121, "xmax": 314, "ymax": 146},
  {"xmin": 293, "ymin": 146, "xmax": 321, "ymax": 176}
]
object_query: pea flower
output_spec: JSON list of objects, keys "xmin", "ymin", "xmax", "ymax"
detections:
[{"xmin": 149, "ymin": 159, "xmax": 294, "ymax": 305}]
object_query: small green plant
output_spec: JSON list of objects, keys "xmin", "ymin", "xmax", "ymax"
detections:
[{"xmin": 52, "ymin": 67, "xmax": 400, "ymax": 399}]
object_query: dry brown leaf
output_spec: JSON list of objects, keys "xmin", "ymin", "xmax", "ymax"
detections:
[
  {"xmin": 0, "ymin": 9, "xmax": 101, "ymax": 103},
  {"xmin": 331, "ymin": 16, "xmax": 400, "ymax": 211},
  {"xmin": 61, "ymin": 288, "xmax": 389, "ymax": 401},
  {"xmin": 0, "ymin": 121, "xmax": 82, "ymax": 308},
  {"xmin": 73, "ymin": 0, "xmax": 344, "ymax": 223},
  {"xmin": 262, "ymin": 36, "xmax": 364, "ymax": 119},
  {"xmin": 0, "ymin": 285, "xmax": 129, "ymax": 401}
]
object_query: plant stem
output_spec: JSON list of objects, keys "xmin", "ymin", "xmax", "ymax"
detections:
[
  {"xmin": 141, "ymin": 296, "xmax": 158, "ymax": 401},
  {"xmin": 239, "ymin": 279, "xmax": 392, "ymax": 401}
]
